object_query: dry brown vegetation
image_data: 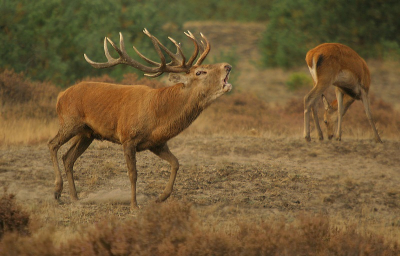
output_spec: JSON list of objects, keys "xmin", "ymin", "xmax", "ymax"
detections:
[
  {"xmin": 1, "ymin": 199, "xmax": 399, "ymax": 255},
  {"xmin": 1, "ymin": 22, "xmax": 400, "ymax": 255}
]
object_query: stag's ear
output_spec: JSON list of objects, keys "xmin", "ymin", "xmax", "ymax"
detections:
[
  {"xmin": 169, "ymin": 73, "xmax": 188, "ymax": 85},
  {"xmin": 322, "ymin": 94, "xmax": 331, "ymax": 110}
]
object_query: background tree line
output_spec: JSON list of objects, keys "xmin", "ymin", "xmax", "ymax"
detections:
[
  {"xmin": 261, "ymin": 0, "xmax": 400, "ymax": 68},
  {"xmin": 1, "ymin": 0, "xmax": 399, "ymax": 87}
]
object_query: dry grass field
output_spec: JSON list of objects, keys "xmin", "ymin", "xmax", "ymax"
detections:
[{"xmin": 0, "ymin": 22, "xmax": 400, "ymax": 255}]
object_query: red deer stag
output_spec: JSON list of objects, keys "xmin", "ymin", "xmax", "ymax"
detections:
[
  {"xmin": 303, "ymin": 43, "xmax": 382, "ymax": 143},
  {"xmin": 48, "ymin": 29, "xmax": 232, "ymax": 209}
]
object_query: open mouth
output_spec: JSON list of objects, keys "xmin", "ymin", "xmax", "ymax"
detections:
[{"xmin": 222, "ymin": 70, "xmax": 232, "ymax": 92}]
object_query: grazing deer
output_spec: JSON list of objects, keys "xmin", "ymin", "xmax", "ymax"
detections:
[
  {"xmin": 303, "ymin": 43, "xmax": 382, "ymax": 143},
  {"xmin": 48, "ymin": 29, "xmax": 232, "ymax": 209}
]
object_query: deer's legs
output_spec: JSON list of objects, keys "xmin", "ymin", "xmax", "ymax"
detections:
[
  {"xmin": 150, "ymin": 143, "xmax": 179, "ymax": 203},
  {"xmin": 335, "ymin": 89, "xmax": 344, "ymax": 141},
  {"xmin": 123, "ymin": 140, "xmax": 139, "ymax": 210},
  {"xmin": 311, "ymin": 106, "xmax": 324, "ymax": 140},
  {"xmin": 304, "ymin": 92, "xmax": 316, "ymax": 142},
  {"xmin": 61, "ymin": 135, "xmax": 94, "ymax": 201},
  {"xmin": 304, "ymin": 78, "xmax": 331, "ymax": 142},
  {"xmin": 360, "ymin": 90, "xmax": 382, "ymax": 143},
  {"xmin": 304, "ymin": 88, "xmax": 325, "ymax": 141},
  {"xmin": 48, "ymin": 130, "xmax": 75, "ymax": 200}
]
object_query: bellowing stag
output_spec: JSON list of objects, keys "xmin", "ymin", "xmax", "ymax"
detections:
[{"xmin": 48, "ymin": 29, "xmax": 232, "ymax": 209}]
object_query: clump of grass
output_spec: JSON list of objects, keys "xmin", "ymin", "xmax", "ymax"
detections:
[
  {"xmin": 0, "ymin": 189, "xmax": 30, "ymax": 239},
  {"xmin": 286, "ymin": 72, "xmax": 313, "ymax": 91}
]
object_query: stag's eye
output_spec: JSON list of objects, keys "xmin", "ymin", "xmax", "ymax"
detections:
[
  {"xmin": 324, "ymin": 120, "xmax": 328, "ymax": 124},
  {"xmin": 196, "ymin": 71, "xmax": 207, "ymax": 76}
]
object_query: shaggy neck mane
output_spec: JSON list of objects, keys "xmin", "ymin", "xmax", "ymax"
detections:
[{"xmin": 153, "ymin": 83, "xmax": 205, "ymax": 138}]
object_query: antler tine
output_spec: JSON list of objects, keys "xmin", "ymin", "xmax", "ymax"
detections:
[
  {"xmin": 104, "ymin": 37, "xmax": 116, "ymax": 62},
  {"xmin": 85, "ymin": 32, "xmax": 157, "ymax": 73},
  {"xmin": 195, "ymin": 32, "xmax": 211, "ymax": 66},
  {"xmin": 106, "ymin": 35, "xmax": 124, "ymax": 58},
  {"xmin": 167, "ymin": 36, "xmax": 186, "ymax": 67},
  {"xmin": 143, "ymin": 29, "xmax": 184, "ymax": 67},
  {"xmin": 184, "ymin": 31, "xmax": 200, "ymax": 67},
  {"xmin": 83, "ymin": 37, "xmax": 121, "ymax": 68},
  {"xmin": 143, "ymin": 28, "xmax": 167, "ymax": 69},
  {"xmin": 144, "ymin": 71, "xmax": 164, "ymax": 78},
  {"xmin": 132, "ymin": 45, "xmax": 160, "ymax": 67}
]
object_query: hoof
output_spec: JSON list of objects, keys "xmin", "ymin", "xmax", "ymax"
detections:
[
  {"xmin": 305, "ymin": 136, "xmax": 311, "ymax": 142},
  {"xmin": 130, "ymin": 204, "xmax": 140, "ymax": 212},
  {"xmin": 54, "ymin": 192, "xmax": 61, "ymax": 200}
]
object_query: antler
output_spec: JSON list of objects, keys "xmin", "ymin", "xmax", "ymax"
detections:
[{"xmin": 84, "ymin": 29, "xmax": 211, "ymax": 77}]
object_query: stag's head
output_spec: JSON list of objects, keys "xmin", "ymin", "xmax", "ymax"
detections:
[
  {"xmin": 322, "ymin": 95, "xmax": 337, "ymax": 140},
  {"xmin": 169, "ymin": 63, "xmax": 232, "ymax": 106},
  {"xmin": 84, "ymin": 29, "xmax": 232, "ymax": 106}
]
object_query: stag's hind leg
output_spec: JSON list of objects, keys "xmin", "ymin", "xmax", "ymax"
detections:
[
  {"xmin": 62, "ymin": 134, "xmax": 94, "ymax": 201},
  {"xmin": 48, "ymin": 130, "xmax": 76, "ymax": 200},
  {"xmin": 150, "ymin": 143, "xmax": 179, "ymax": 203}
]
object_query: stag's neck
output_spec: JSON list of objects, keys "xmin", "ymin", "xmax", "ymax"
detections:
[{"xmin": 153, "ymin": 84, "xmax": 205, "ymax": 138}]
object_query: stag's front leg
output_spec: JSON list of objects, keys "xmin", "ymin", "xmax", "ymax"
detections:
[
  {"xmin": 150, "ymin": 143, "xmax": 179, "ymax": 203},
  {"xmin": 123, "ymin": 141, "xmax": 139, "ymax": 210}
]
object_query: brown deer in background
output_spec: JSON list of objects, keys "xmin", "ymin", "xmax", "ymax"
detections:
[
  {"xmin": 48, "ymin": 29, "xmax": 232, "ymax": 209},
  {"xmin": 303, "ymin": 43, "xmax": 382, "ymax": 143}
]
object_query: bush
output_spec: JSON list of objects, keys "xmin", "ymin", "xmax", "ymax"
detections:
[
  {"xmin": 286, "ymin": 72, "xmax": 313, "ymax": 91},
  {"xmin": 0, "ymin": 69, "xmax": 59, "ymax": 119},
  {"xmin": 0, "ymin": 190, "xmax": 30, "ymax": 239}
]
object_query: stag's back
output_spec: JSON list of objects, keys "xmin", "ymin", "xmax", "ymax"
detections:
[{"xmin": 56, "ymin": 82, "xmax": 155, "ymax": 142}]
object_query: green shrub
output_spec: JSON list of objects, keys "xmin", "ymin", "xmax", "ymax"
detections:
[{"xmin": 286, "ymin": 72, "xmax": 312, "ymax": 91}]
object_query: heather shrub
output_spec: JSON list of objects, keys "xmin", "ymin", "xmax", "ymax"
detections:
[
  {"xmin": 62, "ymin": 200, "xmax": 198, "ymax": 256},
  {"xmin": 0, "ymin": 201, "xmax": 399, "ymax": 255},
  {"xmin": 0, "ymin": 69, "xmax": 59, "ymax": 120},
  {"xmin": 0, "ymin": 190, "xmax": 30, "ymax": 239}
]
